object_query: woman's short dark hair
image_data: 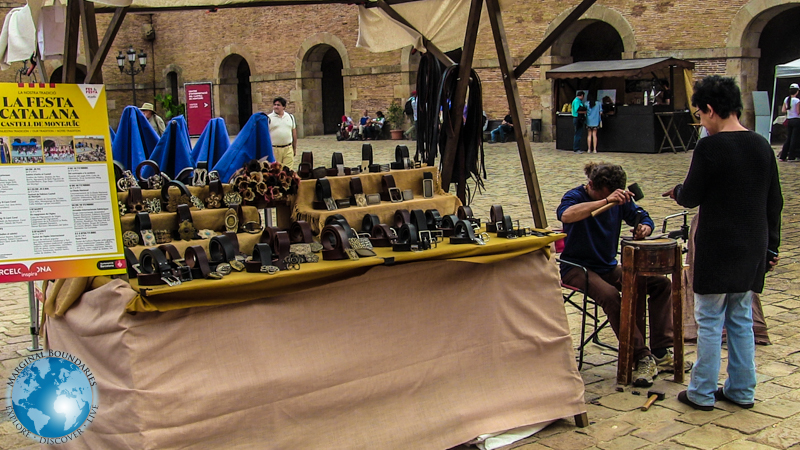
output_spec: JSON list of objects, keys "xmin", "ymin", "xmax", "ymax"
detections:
[
  {"xmin": 585, "ymin": 162, "xmax": 626, "ymax": 191},
  {"xmin": 376, "ymin": 111, "xmax": 384, "ymax": 117},
  {"xmin": 787, "ymin": 87, "xmax": 799, "ymax": 109},
  {"xmin": 273, "ymin": 97, "xmax": 287, "ymax": 107},
  {"xmin": 691, "ymin": 75, "xmax": 742, "ymax": 120}
]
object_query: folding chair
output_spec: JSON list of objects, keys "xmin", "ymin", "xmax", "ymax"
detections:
[{"xmin": 557, "ymin": 258, "xmax": 618, "ymax": 370}]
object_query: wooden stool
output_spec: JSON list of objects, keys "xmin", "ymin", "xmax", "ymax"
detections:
[{"xmin": 617, "ymin": 238, "xmax": 684, "ymax": 385}]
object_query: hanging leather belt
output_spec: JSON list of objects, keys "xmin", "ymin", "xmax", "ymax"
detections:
[
  {"xmin": 321, "ymin": 223, "xmax": 352, "ymax": 260},
  {"xmin": 162, "ymin": 179, "xmax": 192, "ymax": 213}
]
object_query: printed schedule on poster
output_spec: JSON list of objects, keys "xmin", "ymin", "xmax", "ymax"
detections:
[{"xmin": 0, "ymin": 83, "xmax": 125, "ymax": 282}]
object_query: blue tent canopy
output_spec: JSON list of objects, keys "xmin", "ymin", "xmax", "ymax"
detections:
[
  {"xmin": 191, "ymin": 117, "xmax": 230, "ymax": 168},
  {"xmin": 109, "ymin": 125, "xmax": 116, "ymax": 142},
  {"xmin": 111, "ymin": 106, "xmax": 160, "ymax": 171},
  {"xmin": 211, "ymin": 112, "xmax": 274, "ymax": 182},
  {"xmin": 144, "ymin": 115, "xmax": 194, "ymax": 179}
]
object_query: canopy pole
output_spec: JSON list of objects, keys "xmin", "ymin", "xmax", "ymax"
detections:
[
  {"xmin": 439, "ymin": 0, "xmax": 483, "ymax": 200},
  {"xmin": 513, "ymin": 0, "xmax": 597, "ymax": 79},
  {"xmin": 61, "ymin": 0, "xmax": 81, "ymax": 83},
  {"xmin": 770, "ymin": 68, "xmax": 778, "ymax": 143},
  {"xmin": 376, "ymin": 0, "xmax": 455, "ymax": 67},
  {"xmin": 79, "ymin": 0, "xmax": 102, "ymax": 83},
  {"xmin": 486, "ymin": 0, "xmax": 547, "ymax": 228},
  {"xmin": 84, "ymin": 7, "xmax": 128, "ymax": 84}
]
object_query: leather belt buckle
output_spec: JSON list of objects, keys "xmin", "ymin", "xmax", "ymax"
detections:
[
  {"xmin": 335, "ymin": 198, "xmax": 351, "ymax": 209},
  {"xmin": 160, "ymin": 272, "xmax": 182, "ymax": 287},
  {"xmin": 418, "ymin": 230, "xmax": 436, "ymax": 248},
  {"xmin": 431, "ymin": 230, "xmax": 444, "ymax": 243},
  {"xmin": 130, "ymin": 263, "xmax": 142, "ymax": 274},
  {"xmin": 475, "ymin": 232, "xmax": 490, "ymax": 245},
  {"xmin": 354, "ymin": 193, "xmax": 367, "ymax": 207},
  {"xmin": 380, "ymin": 164, "xmax": 390, "ymax": 172},
  {"xmin": 389, "ymin": 187, "xmax": 403, "ymax": 203},
  {"xmin": 402, "ymin": 189, "xmax": 413, "ymax": 201},
  {"xmin": 260, "ymin": 265, "xmax": 280, "ymax": 274},
  {"xmin": 173, "ymin": 264, "xmax": 193, "ymax": 282},
  {"xmin": 366, "ymin": 193, "xmax": 381, "ymax": 205},
  {"xmin": 324, "ymin": 197, "xmax": 338, "ymax": 211}
]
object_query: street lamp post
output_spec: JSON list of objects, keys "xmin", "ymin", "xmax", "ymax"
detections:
[{"xmin": 116, "ymin": 46, "xmax": 147, "ymax": 107}]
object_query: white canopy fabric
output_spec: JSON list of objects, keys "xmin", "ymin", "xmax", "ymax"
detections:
[{"xmin": 776, "ymin": 57, "xmax": 800, "ymax": 78}]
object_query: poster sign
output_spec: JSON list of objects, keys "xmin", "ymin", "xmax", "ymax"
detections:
[
  {"xmin": 0, "ymin": 82, "xmax": 125, "ymax": 283},
  {"xmin": 185, "ymin": 82, "xmax": 213, "ymax": 136}
]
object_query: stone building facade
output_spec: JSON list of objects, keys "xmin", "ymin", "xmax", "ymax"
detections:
[{"xmin": 2, "ymin": 0, "xmax": 799, "ymax": 140}]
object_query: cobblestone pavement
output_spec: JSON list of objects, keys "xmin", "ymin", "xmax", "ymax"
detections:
[{"xmin": 1, "ymin": 136, "xmax": 798, "ymax": 449}]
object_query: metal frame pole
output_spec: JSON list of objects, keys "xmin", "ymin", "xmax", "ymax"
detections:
[{"xmin": 27, "ymin": 282, "xmax": 42, "ymax": 352}]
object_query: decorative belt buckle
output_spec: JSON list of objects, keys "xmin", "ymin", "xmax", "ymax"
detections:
[
  {"xmin": 324, "ymin": 197, "xmax": 338, "ymax": 211},
  {"xmin": 345, "ymin": 249, "xmax": 360, "ymax": 260},
  {"xmin": 430, "ymin": 230, "xmax": 444, "ymax": 243},
  {"xmin": 141, "ymin": 229, "xmax": 157, "ymax": 246},
  {"xmin": 117, "ymin": 170, "xmax": 139, "ymax": 192},
  {"xmin": 144, "ymin": 198, "xmax": 162, "ymax": 214},
  {"xmin": 130, "ymin": 263, "xmax": 142, "ymax": 274},
  {"xmin": 389, "ymin": 187, "xmax": 403, "ymax": 203},
  {"xmin": 402, "ymin": 189, "xmax": 414, "ymax": 201},
  {"xmin": 260, "ymin": 265, "xmax": 280, "ymax": 274},
  {"xmin": 285, "ymin": 254, "xmax": 302, "ymax": 269},
  {"xmin": 474, "ymin": 232, "xmax": 490, "ymax": 246},
  {"xmin": 176, "ymin": 265, "xmax": 193, "ymax": 282},
  {"xmin": 355, "ymin": 193, "xmax": 367, "ymax": 208},
  {"xmin": 192, "ymin": 168, "xmax": 208, "ymax": 187},
  {"xmin": 229, "ymin": 259, "xmax": 245, "ymax": 272},
  {"xmin": 310, "ymin": 241, "xmax": 324, "ymax": 253},
  {"xmin": 161, "ymin": 274, "xmax": 181, "ymax": 286},
  {"xmin": 215, "ymin": 263, "xmax": 232, "ymax": 276}
]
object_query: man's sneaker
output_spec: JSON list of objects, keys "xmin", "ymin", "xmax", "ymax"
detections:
[
  {"xmin": 633, "ymin": 355, "xmax": 658, "ymax": 387},
  {"xmin": 654, "ymin": 348, "xmax": 694, "ymax": 373}
]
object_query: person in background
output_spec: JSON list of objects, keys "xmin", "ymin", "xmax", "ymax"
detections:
[
  {"xmin": 558, "ymin": 162, "xmax": 684, "ymax": 387},
  {"xmin": 663, "ymin": 75, "xmax": 783, "ymax": 411},
  {"xmin": 585, "ymin": 93, "xmax": 602, "ymax": 153},
  {"xmin": 601, "ymin": 96, "xmax": 616, "ymax": 116},
  {"xmin": 778, "ymin": 83, "xmax": 800, "ymax": 162},
  {"xmin": 489, "ymin": 112, "xmax": 513, "ymax": 143},
  {"xmin": 140, "ymin": 103, "xmax": 166, "ymax": 136},
  {"xmin": 268, "ymin": 97, "xmax": 297, "ymax": 168},
  {"xmin": 572, "ymin": 91, "xmax": 586, "ymax": 154},
  {"xmin": 365, "ymin": 111, "xmax": 385, "ymax": 140},
  {"xmin": 655, "ymin": 80, "xmax": 672, "ymax": 105},
  {"xmin": 358, "ymin": 110, "xmax": 371, "ymax": 140},
  {"xmin": 404, "ymin": 91, "xmax": 417, "ymax": 140}
]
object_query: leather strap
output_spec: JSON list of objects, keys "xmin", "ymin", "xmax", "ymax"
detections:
[
  {"xmin": 366, "ymin": 193, "xmax": 381, "ymax": 205},
  {"xmin": 370, "ymin": 224, "xmax": 395, "ymax": 247},
  {"xmin": 246, "ymin": 243, "xmax": 274, "ymax": 273},
  {"xmin": 349, "ymin": 177, "xmax": 364, "ymax": 195},
  {"xmin": 423, "ymin": 172, "xmax": 433, "ymax": 180},
  {"xmin": 325, "ymin": 214, "xmax": 355, "ymax": 239},
  {"xmin": 425, "ymin": 209, "xmax": 442, "ymax": 230},
  {"xmin": 331, "ymin": 152, "xmax": 345, "ymax": 167},
  {"xmin": 289, "ymin": 220, "xmax": 313, "ymax": 244},
  {"xmin": 457, "ymin": 205, "xmax": 474, "ymax": 220},
  {"xmin": 395, "ymin": 145, "xmax": 410, "ymax": 161},
  {"xmin": 362, "ymin": 214, "xmax": 380, "ymax": 234},
  {"xmin": 175, "ymin": 167, "xmax": 194, "ymax": 185},
  {"xmin": 176, "ymin": 204, "xmax": 193, "ymax": 224},
  {"xmin": 161, "ymin": 179, "xmax": 191, "ymax": 204},
  {"xmin": 440, "ymin": 214, "xmax": 460, "ymax": 237},
  {"xmin": 487, "ymin": 204, "xmax": 504, "ymax": 232},
  {"xmin": 185, "ymin": 245, "xmax": 212, "ymax": 279},
  {"xmin": 392, "ymin": 223, "xmax": 418, "ymax": 251},
  {"xmin": 450, "ymin": 219, "xmax": 478, "ymax": 244},
  {"xmin": 394, "ymin": 209, "xmax": 411, "ymax": 229},
  {"xmin": 127, "ymin": 186, "xmax": 145, "ymax": 212},
  {"xmin": 335, "ymin": 198, "xmax": 351, "ymax": 209},
  {"xmin": 361, "ymin": 143, "xmax": 373, "ymax": 165},
  {"xmin": 301, "ymin": 151, "xmax": 314, "ymax": 165},
  {"xmin": 272, "ymin": 231, "xmax": 291, "ymax": 269},
  {"xmin": 382, "ymin": 174, "xmax": 401, "ymax": 202},
  {"xmin": 138, "ymin": 247, "xmax": 174, "ymax": 286},
  {"xmin": 298, "ymin": 152, "xmax": 314, "ymax": 179},
  {"xmin": 208, "ymin": 179, "xmax": 223, "ymax": 196},
  {"xmin": 135, "ymin": 211, "xmax": 152, "ymax": 233},
  {"xmin": 315, "ymin": 177, "xmax": 333, "ymax": 202},
  {"xmin": 260, "ymin": 226, "xmax": 282, "ymax": 245},
  {"xmin": 321, "ymin": 224, "xmax": 351, "ymax": 260},
  {"xmin": 410, "ymin": 209, "xmax": 428, "ymax": 231},
  {"xmin": 312, "ymin": 166, "xmax": 328, "ymax": 179},
  {"xmin": 224, "ymin": 231, "xmax": 242, "ymax": 255},
  {"xmin": 159, "ymin": 243, "xmax": 192, "ymax": 282},
  {"xmin": 209, "ymin": 235, "xmax": 237, "ymax": 265},
  {"xmin": 135, "ymin": 159, "xmax": 161, "ymax": 187},
  {"xmin": 368, "ymin": 164, "xmax": 381, "ymax": 173},
  {"xmin": 124, "ymin": 248, "xmax": 140, "ymax": 278}
]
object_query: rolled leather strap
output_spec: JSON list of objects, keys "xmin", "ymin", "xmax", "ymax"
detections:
[
  {"xmin": 392, "ymin": 223, "xmax": 419, "ymax": 252},
  {"xmin": 137, "ymin": 247, "xmax": 175, "ymax": 286},
  {"xmin": 425, "ymin": 209, "xmax": 442, "ymax": 230},
  {"xmin": 127, "ymin": 186, "xmax": 145, "ymax": 213},
  {"xmin": 361, "ymin": 143, "xmax": 373, "ymax": 165},
  {"xmin": 312, "ymin": 166, "xmax": 328, "ymax": 179},
  {"xmin": 410, "ymin": 209, "xmax": 428, "ymax": 231},
  {"xmin": 440, "ymin": 214, "xmax": 460, "ymax": 237},
  {"xmin": 370, "ymin": 224, "xmax": 395, "ymax": 247},
  {"xmin": 487, "ymin": 204, "xmax": 504, "ymax": 232},
  {"xmin": 185, "ymin": 245, "xmax": 212, "ymax": 279},
  {"xmin": 135, "ymin": 159, "xmax": 161, "ymax": 188},
  {"xmin": 246, "ymin": 243, "xmax": 275, "ymax": 273},
  {"xmin": 124, "ymin": 248, "xmax": 140, "ymax": 278},
  {"xmin": 159, "ymin": 243, "xmax": 192, "ymax": 282},
  {"xmin": 497, "ymin": 214, "xmax": 515, "ymax": 238},
  {"xmin": 289, "ymin": 220, "xmax": 314, "ymax": 243},
  {"xmin": 176, "ymin": 203, "xmax": 193, "ymax": 224},
  {"xmin": 260, "ymin": 226, "xmax": 281, "ymax": 245},
  {"xmin": 362, "ymin": 214, "xmax": 381, "ymax": 234},
  {"xmin": 450, "ymin": 219, "xmax": 478, "ymax": 244},
  {"xmin": 315, "ymin": 178, "xmax": 332, "ymax": 202},
  {"xmin": 325, "ymin": 214, "xmax": 355, "ymax": 239},
  {"xmin": 209, "ymin": 234, "xmax": 237, "ymax": 266},
  {"xmin": 457, "ymin": 205, "xmax": 474, "ymax": 221},
  {"xmin": 161, "ymin": 179, "xmax": 191, "ymax": 204},
  {"xmin": 335, "ymin": 198, "xmax": 351, "ymax": 209},
  {"xmin": 349, "ymin": 177, "xmax": 364, "ymax": 195},
  {"xmin": 395, "ymin": 145, "xmax": 410, "ymax": 162},
  {"xmin": 320, "ymin": 223, "xmax": 351, "ymax": 260},
  {"xmin": 301, "ymin": 151, "xmax": 314, "ymax": 166},
  {"xmin": 272, "ymin": 231, "xmax": 291, "ymax": 270},
  {"xmin": 394, "ymin": 209, "xmax": 411, "ymax": 229},
  {"xmin": 223, "ymin": 230, "xmax": 242, "ymax": 256},
  {"xmin": 113, "ymin": 160, "xmax": 126, "ymax": 183},
  {"xmin": 135, "ymin": 211, "xmax": 152, "ymax": 233},
  {"xmin": 382, "ymin": 174, "xmax": 401, "ymax": 202},
  {"xmin": 175, "ymin": 167, "xmax": 194, "ymax": 185},
  {"xmin": 331, "ymin": 152, "xmax": 345, "ymax": 168}
]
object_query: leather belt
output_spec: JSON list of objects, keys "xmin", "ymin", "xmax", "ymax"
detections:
[
  {"xmin": 350, "ymin": 177, "xmax": 363, "ymax": 195},
  {"xmin": 124, "ymin": 248, "xmax": 140, "ymax": 278},
  {"xmin": 315, "ymin": 177, "xmax": 336, "ymax": 210},
  {"xmin": 382, "ymin": 174, "xmax": 402, "ymax": 202},
  {"xmin": 289, "ymin": 220, "xmax": 314, "ymax": 243},
  {"xmin": 362, "ymin": 214, "xmax": 381, "ymax": 234},
  {"xmin": 209, "ymin": 235, "xmax": 237, "ymax": 267},
  {"xmin": 361, "ymin": 143, "xmax": 373, "ymax": 166},
  {"xmin": 177, "ymin": 204, "xmax": 198, "ymax": 240},
  {"xmin": 185, "ymin": 245, "xmax": 213, "ymax": 279},
  {"xmin": 457, "ymin": 205, "xmax": 481, "ymax": 227},
  {"xmin": 331, "ymin": 152, "xmax": 345, "ymax": 167},
  {"xmin": 298, "ymin": 152, "xmax": 313, "ymax": 179},
  {"xmin": 272, "ymin": 231, "xmax": 291, "ymax": 269},
  {"xmin": 410, "ymin": 209, "xmax": 428, "ymax": 231},
  {"xmin": 370, "ymin": 224, "xmax": 396, "ymax": 247},
  {"xmin": 325, "ymin": 214, "xmax": 355, "ymax": 239},
  {"xmin": 422, "ymin": 172, "xmax": 434, "ymax": 198},
  {"xmin": 425, "ymin": 209, "xmax": 442, "ymax": 230},
  {"xmin": 392, "ymin": 223, "xmax": 420, "ymax": 251},
  {"xmin": 321, "ymin": 223, "xmax": 351, "ymax": 260},
  {"xmin": 368, "ymin": 164, "xmax": 381, "ymax": 173},
  {"xmin": 246, "ymin": 243, "xmax": 278, "ymax": 273},
  {"xmin": 206, "ymin": 179, "xmax": 224, "ymax": 209},
  {"xmin": 394, "ymin": 209, "xmax": 411, "ymax": 229},
  {"xmin": 487, "ymin": 205, "xmax": 504, "ymax": 232},
  {"xmin": 274, "ymin": 143, "xmax": 292, "ymax": 148},
  {"xmin": 138, "ymin": 247, "xmax": 181, "ymax": 286},
  {"xmin": 135, "ymin": 212, "xmax": 156, "ymax": 246},
  {"xmin": 127, "ymin": 186, "xmax": 146, "ymax": 214},
  {"xmin": 175, "ymin": 167, "xmax": 194, "ymax": 186},
  {"xmin": 193, "ymin": 161, "xmax": 209, "ymax": 187},
  {"xmin": 450, "ymin": 219, "xmax": 488, "ymax": 245},
  {"xmin": 159, "ymin": 244, "xmax": 192, "ymax": 282},
  {"xmin": 440, "ymin": 214, "xmax": 460, "ymax": 237},
  {"xmin": 135, "ymin": 159, "xmax": 163, "ymax": 189},
  {"xmin": 161, "ymin": 179, "xmax": 191, "ymax": 212}
]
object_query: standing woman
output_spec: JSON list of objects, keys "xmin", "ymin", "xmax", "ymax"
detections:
[
  {"xmin": 585, "ymin": 93, "xmax": 602, "ymax": 153},
  {"xmin": 778, "ymin": 83, "xmax": 800, "ymax": 162}
]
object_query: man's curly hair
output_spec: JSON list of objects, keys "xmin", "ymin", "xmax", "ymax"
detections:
[{"xmin": 584, "ymin": 162, "xmax": 626, "ymax": 191}]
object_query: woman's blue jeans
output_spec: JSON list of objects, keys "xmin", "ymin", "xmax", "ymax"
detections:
[{"xmin": 688, "ymin": 291, "xmax": 756, "ymax": 406}]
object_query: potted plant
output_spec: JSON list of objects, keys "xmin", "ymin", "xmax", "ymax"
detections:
[{"xmin": 386, "ymin": 101, "xmax": 405, "ymax": 140}]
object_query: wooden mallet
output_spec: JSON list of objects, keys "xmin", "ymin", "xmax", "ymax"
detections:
[
  {"xmin": 640, "ymin": 390, "xmax": 665, "ymax": 411},
  {"xmin": 591, "ymin": 182, "xmax": 644, "ymax": 217}
]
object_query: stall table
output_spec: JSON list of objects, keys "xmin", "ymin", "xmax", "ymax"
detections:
[{"xmin": 43, "ymin": 234, "xmax": 587, "ymax": 449}]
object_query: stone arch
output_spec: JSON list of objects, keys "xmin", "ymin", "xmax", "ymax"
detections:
[
  {"xmin": 399, "ymin": 46, "xmax": 421, "ymax": 99},
  {"xmin": 212, "ymin": 44, "xmax": 257, "ymax": 134},
  {"xmin": 162, "ymin": 64, "xmax": 184, "ymax": 103},
  {"xmin": 295, "ymin": 33, "xmax": 351, "ymax": 137},
  {"xmin": 218, "ymin": 53, "xmax": 253, "ymax": 135},
  {"xmin": 546, "ymin": 5, "xmax": 636, "ymax": 59},
  {"xmin": 726, "ymin": 0, "xmax": 800, "ymax": 49}
]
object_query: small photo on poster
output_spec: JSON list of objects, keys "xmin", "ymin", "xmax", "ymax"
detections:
[
  {"xmin": 0, "ymin": 137, "xmax": 10, "ymax": 164},
  {"xmin": 43, "ymin": 136, "xmax": 76, "ymax": 163},
  {"xmin": 74, "ymin": 136, "xmax": 107, "ymax": 162},
  {"xmin": 10, "ymin": 136, "xmax": 43, "ymax": 164}
]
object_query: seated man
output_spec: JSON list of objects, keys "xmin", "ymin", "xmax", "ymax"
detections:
[
  {"xmin": 364, "ymin": 111, "xmax": 385, "ymax": 140},
  {"xmin": 557, "ymin": 162, "xmax": 678, "ymax": 387},
  {"xmin": 489, "ymin": 113, "xmax": 513, "ymax": 143}
]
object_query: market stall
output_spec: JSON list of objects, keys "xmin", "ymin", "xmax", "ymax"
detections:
[{"xmin": 547, "ymin": 57, "xmax": 696, "ymax": 153}]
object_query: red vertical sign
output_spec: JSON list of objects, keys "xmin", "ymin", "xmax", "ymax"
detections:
[{"xmin": 185, "ymin": 82, "xmax": 213, "ymax": 136}]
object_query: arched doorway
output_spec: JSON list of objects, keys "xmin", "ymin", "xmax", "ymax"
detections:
[
  {"xmin": 301, "ymin": 44, "xmax": 345, "ymax": 136},
  {"xmin": 50, "ymin": 65, "xmax": 87, "ymax": 84},
  {"xmin": 219, "ymin": 54, "xmax": 252, "ymax": 135},
  {"xmin": 571, "ymin": 21, "xmax": 624, "ymax": 62},
  {"xmin": 757, "ymin": 6, "xmax": 800, "ymax": 140}
]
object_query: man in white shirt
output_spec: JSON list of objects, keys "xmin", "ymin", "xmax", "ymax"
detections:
[{"xmin": 267, "ymin": 97, "xmax": 297, "ymax": 168}]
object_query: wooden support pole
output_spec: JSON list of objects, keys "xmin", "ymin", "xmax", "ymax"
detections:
[
  {"xmin": 485, "ymin": 0, "xmax": 548, "ymax": 228},
  {"xmin": 61, "ymin": 0, "xmax": 82, "ymax": 83},
  {"xmin": 84, "ymin": 7, "xmax": 128, "ymax": 84},
  {"xmin": 513, "ymin": 0, "xmax": 597, "ymax": 79},
  {"xmin": 439, "ymin": 0, "xmax": 483, "ymax": 200},
  {"xmin": 376, "ymin": 0, "xmax": 455, "ymax": 67},
  {"xmin": 79, "ymin": 0, "xmax": 102, "ymax": 83}
]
